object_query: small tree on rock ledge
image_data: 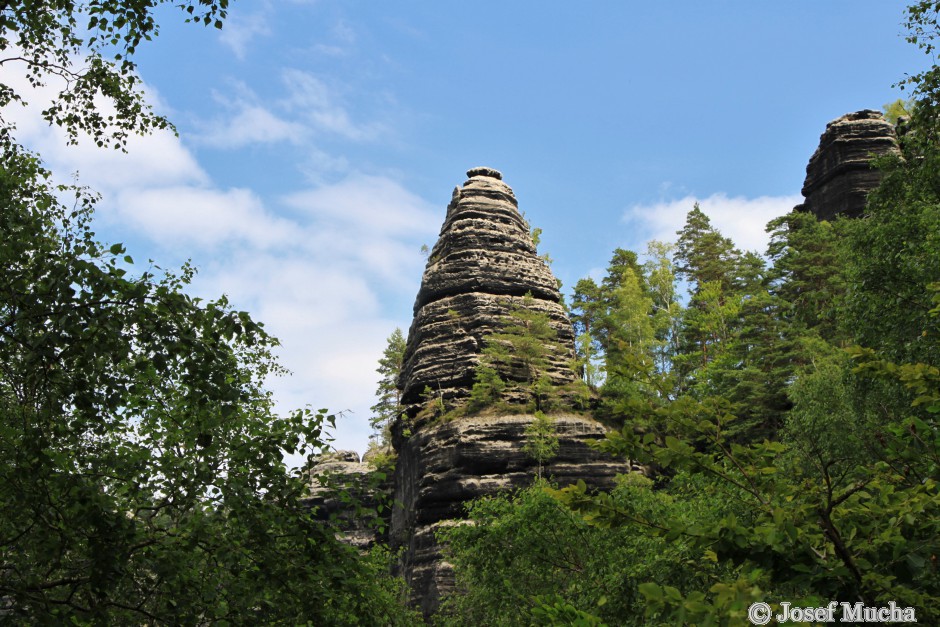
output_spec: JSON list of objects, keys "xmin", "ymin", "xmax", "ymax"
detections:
[
  {"xmin": 470, "ymin": 294, "xmax": 566, "ymax": 413},
  {"xmin": 523, "ymin": 411, "xmax": 559, "ymax": 480}
]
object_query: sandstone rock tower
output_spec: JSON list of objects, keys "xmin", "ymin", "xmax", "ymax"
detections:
[
  {"xmin": 397, "ymin": 166, "xmax": 577, "ymax": 421},
  {"xmin": 796, "ymin": 110, "xmax": 901, "ymax": 220},
  {"xmin": 391, "ymin": 167, "xmax": 627, "ymax": 617}
]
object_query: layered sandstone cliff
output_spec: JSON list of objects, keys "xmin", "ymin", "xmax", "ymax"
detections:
[
  {"xmin": 397, "ymin": 166, "xmax": 578, "ymax": 424},
  {"xmin": 391, "ymin": 167, "xmax": 629, "ymax": 618},
  {"xmin": 796, "ymin": 109, "xmax": 901, "ymax": 220}
]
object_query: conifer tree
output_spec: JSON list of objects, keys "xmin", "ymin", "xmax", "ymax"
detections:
[
  {"xmin": 370, "ymin": 328, "xmax": 406, "ymax": 445},
  {"xmin": 471, "ymin": 294, "xmax": 568, "ymax": 412},
  {"xmin": 523, "ymin": 411, "xmax": 559, "ymax": 480},
  {"xmin": 674, "ymin": 203, "xmax": 741, "ymax": 296},
  {"xmin": 766, "ymin": 210, "xmax": 846, "ymax": 341}
]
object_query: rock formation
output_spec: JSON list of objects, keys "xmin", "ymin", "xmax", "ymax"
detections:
[
  {"xmin": 305, "ymin": 450, "xmax": 390, "ymax": 549},
  {"xmin": 397, "ymin": 166, "xmax": 578, "ymax": 424},
  {"xmin": 391, "ymin": 167, "xmax": 630, "ymax": 618},
  {"xmin": 796, "ymin": 109, "xmax": 901, "ymax": 220}
]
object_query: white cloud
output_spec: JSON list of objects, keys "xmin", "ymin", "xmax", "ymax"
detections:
[
  {"xmin": 298, "ymin": 147, "xmax": 351, "ymax": 182},
  {"xmin": 113, "ymin": 186, "xmax": 298, "ymax": 250},
  {"xmin": 193, "ymin": 68, "xmax": 384, "ymax": 154},
  {"xmin": 284, "ymin": 174, "xmax": 437, "ymax": 235},
  {"xmin": 218, "ymin": 9, "xmax": 271, "ymax": 60},
  {"xmin": 282, "ymin": 69, "xmax": 385, "ymax": 140},
  {"xmin": 107, "ymin": 172, "xmax": 434, "ymax": 456},
  {"xmin": 0, "ymin": 62, "xmax": 206, "ymax": 192},
  {"xmin": 622, "ymin": 192, "xmax": 803, "ymax": 256},
  {"xmin": 0, "ymin": 59, "xmax": 434, "ymax": 456},
  {"xmin": 176, "ymin": 175, "xmax": 436, "ymax": 454},
  {"xmin": 102, "ymin": 171, "xmax": 436, "ymax": 456},
  {"xmin": 312, "ymin": 19, "xmax": 356, "ymax": 57},
  {"xmin": 198, "ymin": 99, "xmax": 308, "ymax": 148}
]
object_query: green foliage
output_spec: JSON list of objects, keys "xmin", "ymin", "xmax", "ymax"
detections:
[
  {"xmin": 469, "ymin": 293, "xmax": 581, "ymax": 413},
  {"xmin": 841, "ymin": 137, "xmax": 940, "ymax": 368},
  {"xmin": 439, "ymin": 476, "xmax": 727, "ymax": 626},
  {"xmin": 0, "ymin": 0, "xmax": 233, "ymax": 149},
  {"xmin": 674, "ymin": 203, "xmax": 742, "ymax": 295},
  {"xmin": 766, "ymin": 210, "xmax": 846, "ymax": 341},
  {"xmin": 884, "ymin": 97, "xmax": 916, "ymax": 124},
  {"xmin": 370, "ymin": 327, "xmax": 406, "ymax": 446},
  {"xmin": 0, "ymin": 3, "xmax": 426, "ymax": 623},
  {"xmin": 0, "ymin": 145, "xmax": 419, "ymax": 623},
  {"xmin": 468, "ymin": 363, "xmax": 506, "ymax": 412},
  {"xmin": 421, "ymin": 383, "xmax": 447, "ymax": 419},
  {"xmin": 433, "ymin": 8, "xmax": 940, "ymax": 626},
  {"xmin": 579, "ymin": 376, "xmax": 940, "ymax": 623},
  {"xmin": 364, "ymin": 439, "xmax": 398, "ymax": 474},
  {"xmin": 898, "ymin": 1, "xmax": 940, "ymax": 135},
  {"xmin": 644, "ymin": 240, "xmax": 682, "ymax": 373},
  {"xmin": 523, "ymin": 411, "xmax": 559, "ymax": 479}
]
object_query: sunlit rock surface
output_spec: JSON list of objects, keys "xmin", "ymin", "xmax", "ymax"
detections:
[
  {"xmin": 397, "ymin": 167, "xmax": 578, "ymax": 424},
  {"xmin": 391, "ymin": 168, "xmax": 630, "ymax": 618}
]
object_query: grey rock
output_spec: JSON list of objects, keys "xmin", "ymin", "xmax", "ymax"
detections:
[
  {"xmin": 392, "ymin": 414, "xmax": 631, "ymax": 618},
  {"xmin": 305, "ymin": 450, "xmax": 389, "ymax": 550},
  {"xmin": 398, "ymin": 168, "xmax": 576, "ymax": 418},
  {"xmin": 796, "ymin": 110, "xmax": 901, "ymax": 220},
  {"xmin": 391, "ymin": 168, "xmax": 630, "ymax": 618},
  {"xmin": 466, "ymin": 166, "xmax": 502, "ymax": 180}
]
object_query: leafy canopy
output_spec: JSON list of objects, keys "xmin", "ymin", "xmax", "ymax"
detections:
[
  {"xmin": 0, "ymin": 143, "xmax": 418, "ymax": 623},
  {"xmin": 0, "ymin": 0, "xmax": 229, "ymax": 148}
]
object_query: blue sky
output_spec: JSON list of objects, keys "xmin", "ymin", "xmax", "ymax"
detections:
[{"xmin": 2, "ymin": 1, "xmax": 928, "ymax": 455}]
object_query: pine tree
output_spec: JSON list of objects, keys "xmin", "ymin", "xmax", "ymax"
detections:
[
  {"xmin": 369, "ymin": 328, "xmax": 406, "ymax": 445},
  {"xmin": 673, "ymin": 205, "xmax": 747, "ymax": 385},
  {"xmin": 523, "ymin": 411, "xmax": 559, "ymax": 480},
  {"xmin": 674, "ymin": 203, "xmax": 741, "ymax": 296},
  {"xmin": 570, "ymin": 277, "xmax": 606, "ymax": 387},
  {"xmin": 766, "ymin": 210, "xmax": 846, "ymax": 341}
]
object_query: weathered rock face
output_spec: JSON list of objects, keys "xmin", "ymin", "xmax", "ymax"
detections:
[
  {"xmin": 391, "ymin": 168, "xmax": 630, "ymax": 618},
  {"xmin": 305, "ymin": 450, "xmax": 389, "ymax": 549},
  {"xmin": 392, "ymin": 414, "xmax": 629, "ymax": 618},
  {"xmin": 796, "ymin": 110, "xmax": 901, "ymax": 220},
  {"xmin": 398, "ymin": 166, "xmax": 577, "ymax": 422}
]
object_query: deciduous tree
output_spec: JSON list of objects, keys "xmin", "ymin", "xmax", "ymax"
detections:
[
  {"xmin": 0, "ymin": 0, "xmax": 230, "ymax": 149},
  {"xmin": 0, "ymin": 146, "xmax": 417, "ymax": 623}
]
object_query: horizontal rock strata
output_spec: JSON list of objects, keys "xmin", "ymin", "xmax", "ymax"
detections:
[
  {"xmin": 796, "ymin": 109, "xmax": 900, "ymax": 220},
  {"xmin": 398, "ymin": 167, "xmax": 576, "ymax": 420},
  {"xmin": 400, "ymin": 292, "xmax": 576, "ymax": 420},
  {"xmin": 391, "ymin": 167, "xmax": 629, "ymax": 619},
  {"xmin": 392, "ymin": 414, "xmax": 631, "ymax": 618}
]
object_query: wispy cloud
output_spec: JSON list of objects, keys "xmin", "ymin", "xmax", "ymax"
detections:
[
  {"xmin": 218, "ymin": 9, "xmax": 271, "ymax": 60},
  {"xmin": 623, "ymin": 192, "xmax": 803, "ymax": 256},
  {"xmin": 199, "ymin": 96, "xmax": 308, "ymax": 148},
  {"xmin": 113, "ymin": 186, "xmax": 298, "ymax": 250},
  {"xmin": 1, "ymin": 66, "xmax": 436, "ymax": 454},
  {"xmin": 312, "ymin": 19, "xmax": 357, "ymax": 57},
  {"xmin": 195, "ymin": 68, "xmax": 385, "ymax": 154},
  {"xmin": 282, "ymin": 69, "xmax": 385, "ymax": 140}
]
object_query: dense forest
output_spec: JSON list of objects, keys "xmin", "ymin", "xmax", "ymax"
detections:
[{"xmin": 2, "ymin": 1, "xmax": 940, "ymax": 625}]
